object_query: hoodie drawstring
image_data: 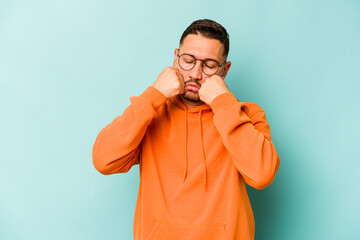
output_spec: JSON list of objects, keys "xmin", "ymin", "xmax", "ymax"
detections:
[
  {"xmin": 183, "ymin": 108, "xmax": 188, "ymax": 182},
  {"xmin": 199, "ymin": 110, "xmax": 207, "ymax": 191},
  {"xmin": 183, "ymin": 108, "xmax": 207, "ymax": 191}
]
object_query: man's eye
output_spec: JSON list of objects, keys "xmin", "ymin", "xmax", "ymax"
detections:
[
  {"xmin": 205, "ymin": 63, "xmax": 216, "ymax": 69},
  {"xmin": 204, "ymin": 60, "xmax": 218, "ymax": 68}
]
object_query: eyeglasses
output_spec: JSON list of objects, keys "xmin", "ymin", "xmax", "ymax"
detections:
[{"xmin": 177, "ymin": 53, "xmax": 226, "ymax": 76}]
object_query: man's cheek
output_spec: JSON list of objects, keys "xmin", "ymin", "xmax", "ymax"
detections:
[
  {"xmin": 175, "ymin": 67, "xmax": 187, "ymax": 81},
  {"xmin": 173, "ymin": 60, "xmax": 182, "ymax": 72}
]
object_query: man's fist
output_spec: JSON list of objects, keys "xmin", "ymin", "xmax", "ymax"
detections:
[
  {"xmin": 152, "ymin": 67, "xmax": 185, "ymax": 99},
  {"xmin": 198, "ymin": 75, "xmax": 230, "ymax": 105}
]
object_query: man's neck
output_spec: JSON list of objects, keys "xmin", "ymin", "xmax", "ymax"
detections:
[{"xmin": 179, "ymin": 95, "xmax": 205, "ymax": 109}]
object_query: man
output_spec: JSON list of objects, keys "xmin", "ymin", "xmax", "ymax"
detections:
[{"xmin": 92, "ymin": 19, "xmax": 280, "ymax": 240}]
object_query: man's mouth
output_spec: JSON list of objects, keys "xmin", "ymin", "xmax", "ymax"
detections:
[
  {"xmin": 184, "ymin": 80, "xmax": 201, "ymax": 92},
  {"xmin": 185, "ymin": 84, "xmax": 200, "ymax": 92}
]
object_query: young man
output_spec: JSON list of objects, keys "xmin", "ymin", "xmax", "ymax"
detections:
[{"xmin": 92, "ymin": 19, "xmax": 280, "ymax": 240}]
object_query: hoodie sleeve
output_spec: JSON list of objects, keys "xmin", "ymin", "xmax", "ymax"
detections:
[
  {"xmin": 210, "ymin": 92, "xmax": 280, "ymax": 189},
  {"xmin": 92, "ymin": 86, "xmax": 167, "ymax": 175}
]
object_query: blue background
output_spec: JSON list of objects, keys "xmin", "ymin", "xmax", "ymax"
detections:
[{"xmin": 1, "ymin": 0, "xmax": 359, "ymax": 239}]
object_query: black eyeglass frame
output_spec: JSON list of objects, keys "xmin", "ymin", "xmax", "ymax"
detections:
[{"xmin": 176, "ymin": 53, "xmax": 227, "ymax": 76}]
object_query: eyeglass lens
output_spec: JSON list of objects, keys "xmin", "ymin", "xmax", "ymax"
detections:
[{"xmin": 178, "ymin": 54, "xmax": 219, "ymax": 75}]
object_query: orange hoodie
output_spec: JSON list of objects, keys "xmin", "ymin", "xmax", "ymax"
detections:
[{"xmin": 92, "ymin": 86, "xmax": 279, "ymax": 240}]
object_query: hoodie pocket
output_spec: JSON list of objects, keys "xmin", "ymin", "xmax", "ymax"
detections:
[{"xmin": 146, "ymin": 221, "xmax": 229, "ymax": 240}]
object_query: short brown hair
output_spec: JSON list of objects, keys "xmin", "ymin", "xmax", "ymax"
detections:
[{"xmin": 180, "ymin": 19, "xmax": 229, "ymax": 58}]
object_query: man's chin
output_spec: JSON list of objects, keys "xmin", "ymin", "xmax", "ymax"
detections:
[{"xmin": 181, "ymin": 91, "xmax": 201, "ymax": 102}]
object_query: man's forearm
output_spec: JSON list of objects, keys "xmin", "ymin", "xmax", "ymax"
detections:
[
  {"xmin": 211, "ymin": 93, "xmax": 280, "ymax": 189},
  {"xmin": 92, "ymin": 87, "xmax": 167, "ymax": 174}
]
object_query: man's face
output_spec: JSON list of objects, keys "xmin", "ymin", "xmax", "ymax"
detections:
[{"xmin": 173, "ymin": 34, "xmax": 231, "ymax": 102}]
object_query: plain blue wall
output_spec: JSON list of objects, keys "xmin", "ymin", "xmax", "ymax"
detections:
[{"xmin": 1, "ymin": 0, "xmax": 359, "ymax": 239}]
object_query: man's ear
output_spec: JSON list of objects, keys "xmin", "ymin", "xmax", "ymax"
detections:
[
  {"xmin": 221, "ymin": 61, "xmax": 231, "ymax": 79},
  {"xmin": 173, "ymin": 48, "xmax": 179, "ymax": 66}
]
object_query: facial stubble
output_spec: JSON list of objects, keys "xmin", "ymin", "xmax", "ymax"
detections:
[{"xmin": 182, "ymin": 79, "xmax": 202, "ymax": 102}]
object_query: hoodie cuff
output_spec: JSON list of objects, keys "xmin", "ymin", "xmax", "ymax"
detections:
[
  {"xmin": 139, "ymin": 86, "xmax": 167, "ymax": 110},
  {"xmin": 210, "ymin": 92, "xmax": 249, "ymax": 115}
]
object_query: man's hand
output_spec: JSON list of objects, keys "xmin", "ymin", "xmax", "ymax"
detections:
[
  {"xmin": 152, "ymin": 67, "xmax": 185, "ymax": 99},
  {"xmin": 198, "ymin": 75, "xmax": 230, "ymax": 105}
]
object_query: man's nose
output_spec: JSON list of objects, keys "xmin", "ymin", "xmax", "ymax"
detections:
[{"xmin": 189, "ymin": 61, "xmax": 203, "ymax": 81}]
